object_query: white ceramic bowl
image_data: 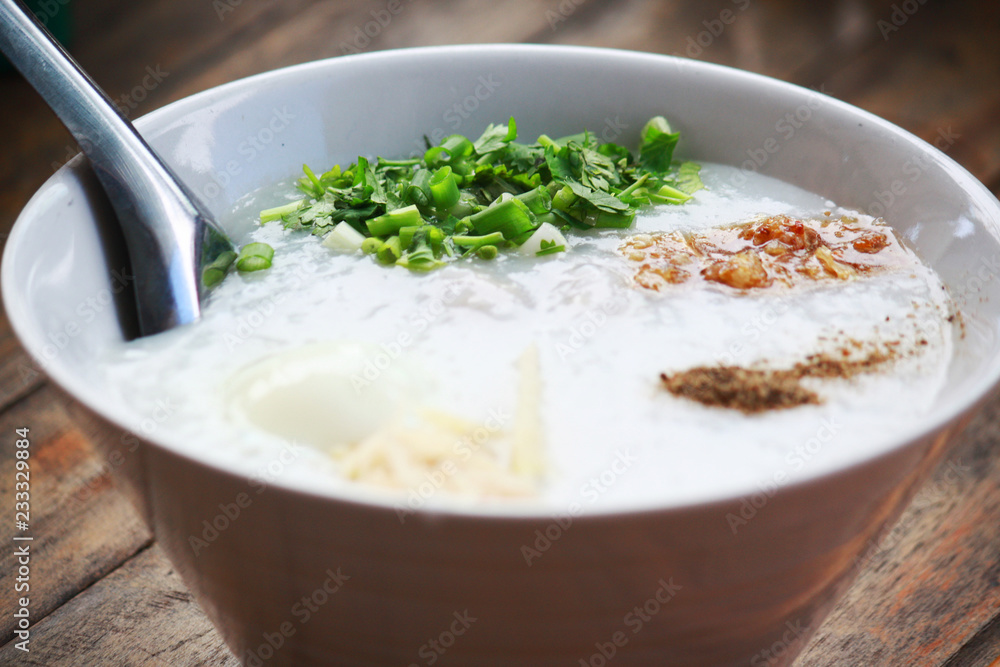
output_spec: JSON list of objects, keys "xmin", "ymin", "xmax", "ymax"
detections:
[{"xmin": 5, "ymin": 45, "xmax": 1000, "ymax": 666}]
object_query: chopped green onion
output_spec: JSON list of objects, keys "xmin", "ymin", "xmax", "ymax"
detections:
[
  {"xmin": 378, "ymin": 158, "xmax": 421, "ymax": 168},
  {"xmin": 376, "ymin": 236, "xmax": 402, "ymax": 265},
  {"xmin": 589, "ymin": 210, "xmax": 636, "ymax": 229},
  {"xmin": 551, "ymin": 185, "xmax": 577, "ymax": 212},
  {"xmin": 403, "ymin": 169, "xmax": 434, "ymax": 208},
  {"xmin": 322, "ymin": 221, "xmax": 367, "ymax": 252},
  {"xmin": 202, "ymin": 250, "xmax": 237, "ymax": 288},
  {"xmin": 426, "ymin": 226, "xmax": 446, "ymax": 255},
  {"xmin": 452, "ymin": 232, "xmax": 506, "ymax": 250},
  {"xmin": 398, "ymin": 225, "xmax": 446, "ymax": 251},
  {"xmin": 515, "ymin": 186, "xmax": 553, "ymax": 216},
  {"xmin": 455, "ymin": 217, "xmax": 474, "ymax": 234},
  {"xmin": 397, "ymin": 229, "xmax": 445, "ymax": 271},
  {"xmin": 519, "ymin": 223, "xmax": 568, "ymax": 257},
  {"xmin": 536, "ymin": 240, "xmax": 565, "ymax": 256},
  {"xmin": 236, "ymin": 242, "xmax": 274, "ymax": 272},
  {"xmin": 442, "ymin": 134, "xmax": 475, "ymax": 157},
  {"xmin": 302, "ymin": 163, "xmax": 324, "ymax": 196},
  {"xmin": 532, "ymin": 212, "xmax": 561, "ymax": 227},
  {"xmin": 260, "ymin": 200, "xmax": 305, "ymax": 224},
  {"xmin": 476, "ymin": 245, "xmax": 498, "ymax": 260},
  {"xmin": 430, "ymin": 166, "xmax": 462, "ymax": 210},
  {"xmin": 617, "ymin": 173, "xmax": 650, "ymax": 201},
  {"xmin": 367, "ymin": 204, "xmax": 423, "ymax": 237},
  {"xmin": 256, "ymin": 115, "xmax": 700, "ymax": 273},
  {"xmin": 425, "ymin": 135, "xmax": 474, "ymax": 167},
  {"xmin": 397, "ymin": 226, "xmax": 422, "ymax": 249},
  {"xmin": 649, "ymin": 184, "xmax": 694, "ymax": 204},
  {"xmin": 449, "ymin": 192, "xmax": 479, "ymax": 219},
  {"xmin": 468, "ymin": 198, "xmax": 537, "ymax": 240}
]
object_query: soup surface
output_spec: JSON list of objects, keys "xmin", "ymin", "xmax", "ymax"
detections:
[{"xmin": 97, "ymin": 164, "xmax": 954, "ymax": 511}]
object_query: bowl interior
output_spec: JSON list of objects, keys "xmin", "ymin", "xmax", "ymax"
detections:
[{"xmin": 5, "ymin": 44, "xmax": 1000, "ymax": 511}]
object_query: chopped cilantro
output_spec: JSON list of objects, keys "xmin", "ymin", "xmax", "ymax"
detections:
[{"xmin": 257, "ymin": 116, "xmax": 702, "ymax": 271}]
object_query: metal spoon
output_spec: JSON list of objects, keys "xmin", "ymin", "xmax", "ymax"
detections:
[{"xmin": 0, "ymin": 0, "xmax": 236, "ymax": 336}]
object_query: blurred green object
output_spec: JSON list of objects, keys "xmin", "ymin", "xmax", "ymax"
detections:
[{"xmin": 1, "ymin": 0, "xmax": 72, "ymax": 73}]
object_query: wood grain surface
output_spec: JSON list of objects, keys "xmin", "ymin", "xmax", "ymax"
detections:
[{"xmin": 1, "ymin": 0, "xmax": 998, "ymax": 665}]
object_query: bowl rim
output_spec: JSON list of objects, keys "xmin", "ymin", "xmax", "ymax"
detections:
[{"xmin": 5, "ymin": 42, "xmax": 1000, "ymax": 519}]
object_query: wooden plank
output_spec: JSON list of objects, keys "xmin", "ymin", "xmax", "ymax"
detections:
[
  {"xmin": 537, "ymin": 0, "xmax": 884, "ymax": 87},
  {"xmin": 942, "ymin": 613, "xmax": 1000, "ymax": 667},
  {"xmin": 796, "ymin": 389, "xmax": 1000, "ymax": 666},
  {"xmin": 0, "ymin": 545, "xmax": 238, "ymax": 666},
  {"xmin": 534, "ymin": 0, "xmax": 866, "ymax": 114},
  {"xmin": 70, "ymin": 0, "xmax": 315, "ymax": 103},
  {"xmin": 0, "ymin": 0, "xmax": 317, "ymax": 243},
  {"xmin": 0, "ymin": 83, "xmax": 70, "ymax": 244},
  {"xmin": 810, "ymin": 0, "xmax": 1000, "ymax": 188},
  {"xmin": 0, "ymin": 312, "xmax": 46, "ymax": 413},
  {"xmin": 0, "ymin": 346, "xmax": 44, "ymax": 414},
  {"xmin": 0, "ymin": 386, "xmax": 151, "ymax": 645},
  {"xmin": 1, "ymin": 1, "xmax": 998, "ymax": 665},
  {"xmin": 538, "ymin": 0, "xmax": 1000, "ymax": 190},
  {"xmin": 791, "ymin": 4, "xmax": 1000, "ymax": 655},
  {"xmin": 167, "ymin": 0, "xmax": 579, "ymax": 100}
]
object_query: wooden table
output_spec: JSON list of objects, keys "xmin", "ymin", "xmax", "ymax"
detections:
[{"xmin": 1, "ymin": 0, "xmax": 999, "ymax": 664}]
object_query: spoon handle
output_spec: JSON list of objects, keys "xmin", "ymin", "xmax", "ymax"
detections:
[{"xmin": 0, "ymin": 0, "xmax": 233, "ymax": 335}]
